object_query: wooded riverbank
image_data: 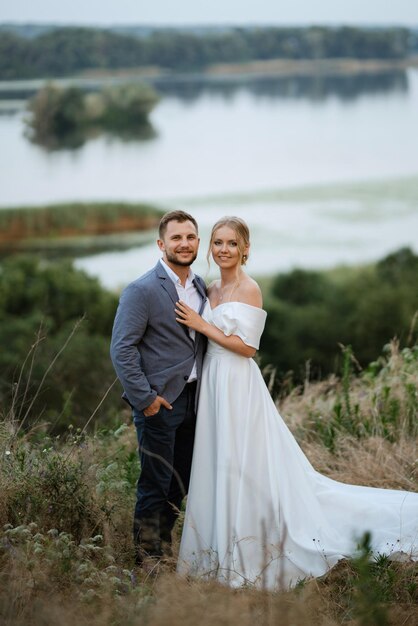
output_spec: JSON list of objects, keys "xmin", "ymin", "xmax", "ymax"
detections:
[{"xmin": 1, "ymin": 24, "xmax": 415, "ymax": 80}]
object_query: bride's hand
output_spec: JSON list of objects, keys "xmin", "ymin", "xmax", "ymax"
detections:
[{"xmin": 175, "ymin": 300, "xmax": 206, "ymax": 333}]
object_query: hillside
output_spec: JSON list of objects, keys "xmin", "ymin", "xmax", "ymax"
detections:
[{"xmin": 0, "ymin": 341, "xmax": 417, "ymax": 625}]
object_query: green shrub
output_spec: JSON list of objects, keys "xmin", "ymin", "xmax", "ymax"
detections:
[
  {"xmin": 261, "ymin": 247, "xmax": 418, "ymax": 386},
  {"xmin": 305, "ymin": 344, "xmax": 418, "ymax": 452},
  {"xmin": 0, "ymin": 257, "xmax": 121, "ymax": 431}
]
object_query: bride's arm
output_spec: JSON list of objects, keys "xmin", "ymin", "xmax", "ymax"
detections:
[
  {"xmin": 176, "ymin": 301, "xmax": 256, "ymax": 357},
  {"xmin": 176, "ymin": 300, "xmax": 257, "ymax": 357}
]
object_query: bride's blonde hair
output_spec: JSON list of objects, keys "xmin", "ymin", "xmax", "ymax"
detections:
[{"xmin": 207, "ymin": 216, "xmax": 250, "ymax": 267}]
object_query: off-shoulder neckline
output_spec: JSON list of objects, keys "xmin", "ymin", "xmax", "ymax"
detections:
[{"xmin": 209, "ymin": 301, "xmax": 266, "ymax": 314}]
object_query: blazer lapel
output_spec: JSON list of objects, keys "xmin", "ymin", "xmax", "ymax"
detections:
[
  {"xmin": 156, "ymin": 262, "xmax": 179, "ymax": 306},
  {"xmin": 156, "ymin": 261, "xmax": 193, "ymax": 342},
  {"xmin": 156, "ymin": 262, "xmax": 207, "ymax": 346},
  {"xmin": 193, "ymin": 277, "xmax": 207, "ymax": 314},
  {"xmin": 193, "ymin": 276, "xmax": 207, "ymax": 353}
]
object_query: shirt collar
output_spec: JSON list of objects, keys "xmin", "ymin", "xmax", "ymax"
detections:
[{"xmin": 159, "ymin": 258, "xmax": 195, "ymax": 286}]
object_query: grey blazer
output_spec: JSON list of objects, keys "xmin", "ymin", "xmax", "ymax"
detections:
[{"xmin": 110, "ymin": 262, "xmax": 207, "ymax": 412}]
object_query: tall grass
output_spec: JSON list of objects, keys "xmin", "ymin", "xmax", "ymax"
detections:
[
  {"xmin": 280, "ymin": 341, "xmax": 417, "ymax": 492},
  {"xmin": 0, "ymin": 341, "xmax": 417, "ymax": 625}
]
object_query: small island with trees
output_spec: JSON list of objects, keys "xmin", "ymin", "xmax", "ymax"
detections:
[{"xmin": 25, "ymin": 82, "xmax": 159, "ymax": 149}]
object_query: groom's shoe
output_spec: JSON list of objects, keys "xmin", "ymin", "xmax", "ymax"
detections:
[
  {"xmin": 161, "ymin": 539, "xmax": 173, "ymax": 559},
  {"xmin": 134, "ymin": 514, "xmax": 162, "ymax": 567},
  {"xmin": 160, "ymin": 510, "xmax": 177, "ymax": 559}
]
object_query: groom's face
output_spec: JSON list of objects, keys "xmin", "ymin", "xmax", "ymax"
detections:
[{"xmin": 158, "ymin": 219, "xmax": 200, "ymax": 267}]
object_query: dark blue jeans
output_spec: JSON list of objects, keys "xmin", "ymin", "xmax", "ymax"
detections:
[{"xmin": 133, "ymin": 382, "xmax": 197, "ymax": 550}]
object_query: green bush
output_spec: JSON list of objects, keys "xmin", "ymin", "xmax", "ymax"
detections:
[
  {"xmin": 303, "ymin": 344, "xmax": 418, "ymax": 452},
  {"xmin": 261, "ymin": 248, "xmax": 418, "ymax": 385},
  {"xmin": 0, "ymin": 256, "xmax": 121, "ymax": 431},
  {"xmin": 1, "ymin": 248, "xmax": 417, "ymax": 431}
]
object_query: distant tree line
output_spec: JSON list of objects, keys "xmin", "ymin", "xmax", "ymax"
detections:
[{"xmin": 0, "ymin": 26, "xmax": 413, "ymax": 79}]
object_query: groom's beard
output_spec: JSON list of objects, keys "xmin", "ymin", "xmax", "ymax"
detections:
[{"xmin": 166, "ymin": 250, "xmax": 198, "ymax": 267}]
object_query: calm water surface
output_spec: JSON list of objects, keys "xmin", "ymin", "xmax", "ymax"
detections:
[{"xmin": 0, "ymin": 70, "xmax": 417, "ymax": 287}]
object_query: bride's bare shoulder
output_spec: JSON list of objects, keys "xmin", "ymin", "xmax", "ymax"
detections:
[
  {"xmin": 237, "ymin": 276, "xmax": 263, "ymax": 308},
  {"xmin": 207, "ymin": 279, "xmax": 221, "ymax": 298}
]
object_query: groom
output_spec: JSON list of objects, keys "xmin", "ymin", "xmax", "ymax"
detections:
[{"xmin": 110, "ymin": 210, "xmax": 207, "ymax": 566}]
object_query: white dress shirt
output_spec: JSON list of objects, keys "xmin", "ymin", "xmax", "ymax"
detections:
[{"xmin": 159, "ymin": 259, "xmax": 200, "ymax": 381}]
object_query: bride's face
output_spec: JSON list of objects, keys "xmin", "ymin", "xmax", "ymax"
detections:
[{"xmin": 211, "ymin": 226, "xmax": 242, "ymax": 269}]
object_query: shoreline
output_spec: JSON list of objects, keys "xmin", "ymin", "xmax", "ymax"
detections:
[
  {"xmin": 1, "ymin": 56, "xmax": 417, "ymax": 96},
  {"xmin": 206, "ymin": 55, "xmax": 418, "ymax": 77}
]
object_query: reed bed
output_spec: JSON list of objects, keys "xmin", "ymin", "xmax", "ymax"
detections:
[{"xmin": 0, "ymin": 202, "xmax": 163, "ymax": 243}]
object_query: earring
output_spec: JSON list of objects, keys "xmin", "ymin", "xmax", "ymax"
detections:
[{"xmin": 242, "ymin": 254, "xmax": 248, "ymax": 263}]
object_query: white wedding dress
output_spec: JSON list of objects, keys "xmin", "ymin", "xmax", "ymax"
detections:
[{"xmin": 177, "ymin": 302, "xmax": 418, "ymax": 590}]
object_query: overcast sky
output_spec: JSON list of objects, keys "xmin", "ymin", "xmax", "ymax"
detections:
[{"xmin": 1, "ymin": 0, "xmax": 418, "ymax": 27}]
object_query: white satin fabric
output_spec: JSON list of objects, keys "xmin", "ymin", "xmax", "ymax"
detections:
[{"xmin": 177, "ymin": 302, "xmax": 418, "ymax": 589}]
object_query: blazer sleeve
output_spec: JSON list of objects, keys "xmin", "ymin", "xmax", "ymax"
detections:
[{"xmin": 110, "ymin": 281, "xmax": 157, "ymax": 411}]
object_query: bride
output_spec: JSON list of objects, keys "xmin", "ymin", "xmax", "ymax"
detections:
[{"xmin": 174, "ymin": 216, "xmax": 418, "ymax": 590}]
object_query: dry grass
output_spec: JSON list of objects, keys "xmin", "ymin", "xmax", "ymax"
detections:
[
  {"xmin": 0, "ymin": 574, "xmax": 337, "ymax": 626},
  {"xmin": 0, "ymin": 340, "xmax": 417, "ymax": 625},
  {"xmin": 1, "ymin": 550, "xmax": 416, "ymax": 626},
  {"xmin": 300, "ymin": 435, "xmax": 417, "ymax": 492},
  {"xmin": 280, "ymin": 342, "xmax": 417, "ymax": 491}
]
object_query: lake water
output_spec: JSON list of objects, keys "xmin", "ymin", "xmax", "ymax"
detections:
[{"xmin": 1, "ymin": 69, "xmax": 418, "ymax": 288}]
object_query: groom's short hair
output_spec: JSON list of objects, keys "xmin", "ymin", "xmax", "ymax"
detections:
[{"xmin": 158, "ymin": 210, "xmax": 199, "ymax": 238}]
